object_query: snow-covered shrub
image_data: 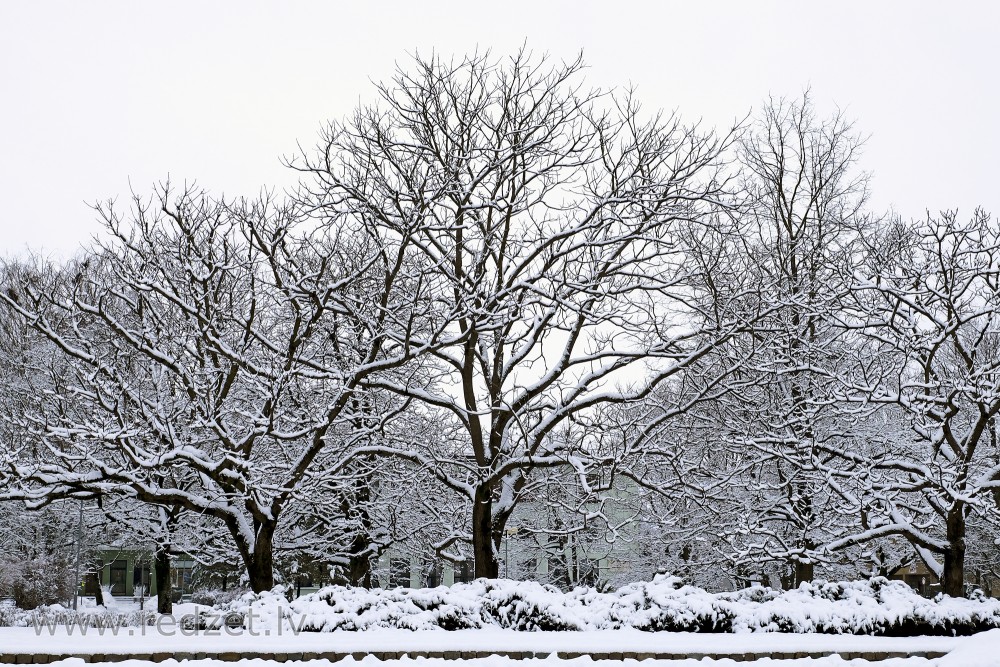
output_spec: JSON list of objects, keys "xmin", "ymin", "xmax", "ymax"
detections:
[
  {"xmin": 607, "ymin": 576, "xmax": 739, "ymax": 632},
  {"xmin": 0, "ymin": 555, "xmax": 76, "ymax": 610},
  {"xmin": 190, "ymin": 588, "xmax": 247, "ymax": 607},
  {"xmin": 187, "ymin": 590, "xmax": 254, "ymax": 630},
  {"xmin": 219, "ymin": 575, "xmax": 1000, "ymax": 635},
  {"xmin": 0, "ymin": 604, "xmax": 153, "ymax": 628},
  {"xmin": 288, "ymin": 584, "xmax": 484, "ymax": 631},
  {"xmin": 479, "ymin": 580, "xmax": 585, "ymax": 630}
]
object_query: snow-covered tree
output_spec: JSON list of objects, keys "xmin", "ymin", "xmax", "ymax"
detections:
[
  {"xmin": 594, "ymin": 94, "xmax": 880, "ymax": 590},
  {"xmin": 826, "ymin": 208, "xmax": 1000, "ymax": 596},
  {"xmin": 715, "ymin": 94, "xmax": 872, "ymax": 584},
  {"xmin": 0, "ymin": 183, "xmax": 450, "ymax": 592},
  {"xmin": 292, "ymin": 49, "xmax": 771, "ymax": 577}
]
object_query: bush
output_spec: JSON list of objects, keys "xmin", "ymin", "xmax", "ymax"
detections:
[
  {"xmin": 0, "ymin": 555, "xmax": 76, "ymax": 610},
  {"xmin": 0, "ymin": 605, "xmax": 153, "ymax": 628},
  {"xmin": 190, "ymin": 588, "xmax": 246, "ymax": 607},
  {"xmin": 222, "ymin": 575, "xmax": 1000, "ymax": 636}
]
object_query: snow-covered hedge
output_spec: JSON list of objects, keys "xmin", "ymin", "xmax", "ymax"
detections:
[
  {"xmin": 190, "ymin": 588, "xmax": 248, "ymax": 607},
  {"xmin": 216, "ymin": 575, "xmax": 1000, "ymax": 636},
  {"xmin": 0, "ymin": 603, "xmax": 151, "ymax": 628}
]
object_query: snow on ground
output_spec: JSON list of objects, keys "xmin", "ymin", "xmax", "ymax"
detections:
[
  {"xmin": 3, "ymin": 627, "xmax": 999, "ymax": 666},
  {"xmin": 6, "ymin": 581, "xmax": 1000, "ymax": 666},
  {"xmin": 934, "ymin": 627, "xmax": 1000, "ymax": 665},
  {"xmin": 35, "ymin": 656, "xmax": 943, "ymax": 667},
  {"xmin": 0, "ymin": 626, "xmax": 963, "ymax": 656}
]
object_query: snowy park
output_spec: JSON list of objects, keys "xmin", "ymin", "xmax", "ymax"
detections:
[{"xmin": 3, "ymin": 1, "xmax": 1000, "ymax": 666}]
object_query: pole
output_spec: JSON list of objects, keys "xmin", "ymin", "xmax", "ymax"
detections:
[
  {"xmin": 72, "ymin": 500, "xmax": 83, "ymax": 611},
  {"xmin": 505, "ymin": 536, "xmax": 509, "ymax": 579},
  {"xmin": 139, "ymin": 557, "xmax": 144, "ymax": 611}
]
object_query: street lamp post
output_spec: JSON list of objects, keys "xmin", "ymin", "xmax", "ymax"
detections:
[
  {"xmin": 72, "ymin": 501, "xmax": 83, "ymax": 611},
  {"xmin": 138, "ymin": 557, "xmax": 145, "ymax": 611}
]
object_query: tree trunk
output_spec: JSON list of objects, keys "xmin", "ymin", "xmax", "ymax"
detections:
[
  {"xmin": 94, "ymin": 570, "xmax": 106, "ymax": 607},
  {"xmin": 793, "ymin": 559, "xmax": 814, "ymax": 587},
  {"xmin": 154, "ymin": 544, "xmax": 172, "ymax": 614},
  {"xmin": 344, "ymin": 473, "xmax": 373, "ymax": 587},
  {"xmin": 347, "ymin": 535, "xmax": 372, "ymax": 587},
  {"xmin": 942, "ymin": 506, "xmax": 967, "ymax": 597},
  {"xmin": 472, "ymin": 485, "xmax": 499, "ymax": 578},
  {"xmin": 231, "ymin": 519, "xmax": 276, "ymax": 593},
  {"xmin": 247, "ymin": 528, "xmax": 275, "ymax": 593},
  {"xmin": 793, "ymin": 537, "xmax": 815, "ymax": 587}
]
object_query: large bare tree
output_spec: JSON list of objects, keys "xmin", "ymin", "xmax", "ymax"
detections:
[
  {"xmin": 827, "ymin": 209, "xmax": 1000, "ymax": 597},
  {"xmin": 0, "ymin": 183, "xmax": 446, "ymax": 591},
  {"xmin": 293, "ymin": 49, "xmax": 769, "ymax": 577}
]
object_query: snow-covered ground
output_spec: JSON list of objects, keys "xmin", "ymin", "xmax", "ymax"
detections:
[
  {"xmin": 13, "ymin": 656, "xmax": 951, "ymax": 667},
  {"xmin": 10, "ymin": 631, "xmax": 1000, "ymax": 667},
  {"xmin": 0, "ymin": 626, "xmax": 963, "ymax": 654},
  {"xmin": 4, "ymin": 626, "xmax": 998, "ymax": 665}
]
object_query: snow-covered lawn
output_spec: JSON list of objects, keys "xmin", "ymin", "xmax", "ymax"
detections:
[
  {"xmin": 3, "ymin": 627, "xmax": 998, "ymax": 665},
  {"xmin": 0, "ymin": 626, "xmax": 962, "ymax": 653},
  {"xmin": 15, "ymin": 656, "xmax": 951, "ymax": 667}
]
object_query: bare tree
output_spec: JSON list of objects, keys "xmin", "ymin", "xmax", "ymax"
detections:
[
  {"xmin": 826, "ymin": 209, "xmax": 1000, "ymax": 596},
  {"xmin": 0, "ymin": 183, "xmax": 445, "ymax": 591},
  {"xmin": 717, "ymin": 93, "xmax": 872, "ymax": 585},
  {"xmin": 291, "ymin": 49, "xmax": 769, "ymax": 577},
  {"xmin": 587, "ymin": 95, "xmax": 873, "ymax": 589}
]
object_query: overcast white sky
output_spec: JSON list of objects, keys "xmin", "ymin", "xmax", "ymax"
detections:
[{"xmin": 2, "ymin": 1, "xmax": 997, "ymax": 259}]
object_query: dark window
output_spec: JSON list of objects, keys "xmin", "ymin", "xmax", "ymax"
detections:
[
  {"xmin": 423, "ymin": 561, "xmax": 442, "ymax": 588},
  {"xmin": 133, "ymin": 561, "xmax": 151, "ymax": 595},
  {"xmin": 389, "ymin": 558, "xmax": 410, "ymax": 588},
  {"xmin": 454, "ymin": 560, "xmax": 475, "ymax": 584},
  {"xmin": 172, "ymin": 564, "xmax": 194, "ymax": 593},
  {"xmin": 585, "ymin": 465, "xmax": 607, "ymax": 490},
  {"xmin": 580, "ymin": 559, "xmax": 600, "ymax": 587},
  {"xmin": 109, "ymin": 560, "xmax": 127, "ymax": 595},
  {"xmin": 515, "ymin": 557, "xmax": 538, "ymax": 580}
]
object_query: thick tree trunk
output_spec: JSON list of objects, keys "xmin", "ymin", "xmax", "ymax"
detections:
[
  {"xmin": 154, "ymin": 544, "xmax": 172, "ymax": 614},
  {"xmin": 793, "ymin": 537, "xmax": 815, "ymax": 587},
  {"xmin": 247, "ymin": 528, "xmax": 275, "ymax": 593},
  {"xmin": 347, "ymin": 535, "xmax": 372, "ymax": 587},
  {"xmin": 472, "ymin": 485, "xmax": 499, "ymax": 579},
  {"xmin": 793, "ymin": 559, "xmax": 814, "ymax": 587},
  {"xmin": 942, "ymin": 506, "xmax": 966, "ymax": 597},
  {"xmin": 344, "ymin": 473, "xmax": 373, "ymax": 587},
  {"xmin": 230, "ymin": 519, "xmax": 277, "ymax": 593}
]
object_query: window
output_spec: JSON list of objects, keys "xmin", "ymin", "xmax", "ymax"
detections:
[
  {"xmin": 133, "ymin": 561, "xmax": 151, "ymax": 596},
  {"xmin": 172, "ymin": 564, "xmax": 194, "ymax": 593},
  {"xmin": 454, "ymin": 560, "xmax": 475, "ymax": 584},
  {"xmin": 389, "ymin": 558, "xmax": 411, "ymax": 588},
  {"xmin": 579, "ymin": 559, "xmax": 600, "ymax": 588},
  {"xmin": 423, "ymin": 561, "xmax": 442, "ymax": 588},
  {"xmin": 109, "ymin": 560, "xmax": 127, "ymax": 595},
  {"xmin": 585, "ymin": 466, "xmax": 607, "ymax": 490},
  {"xmin": 514, "ymin": 557, "xmax": 538, "ymax": 580}
]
